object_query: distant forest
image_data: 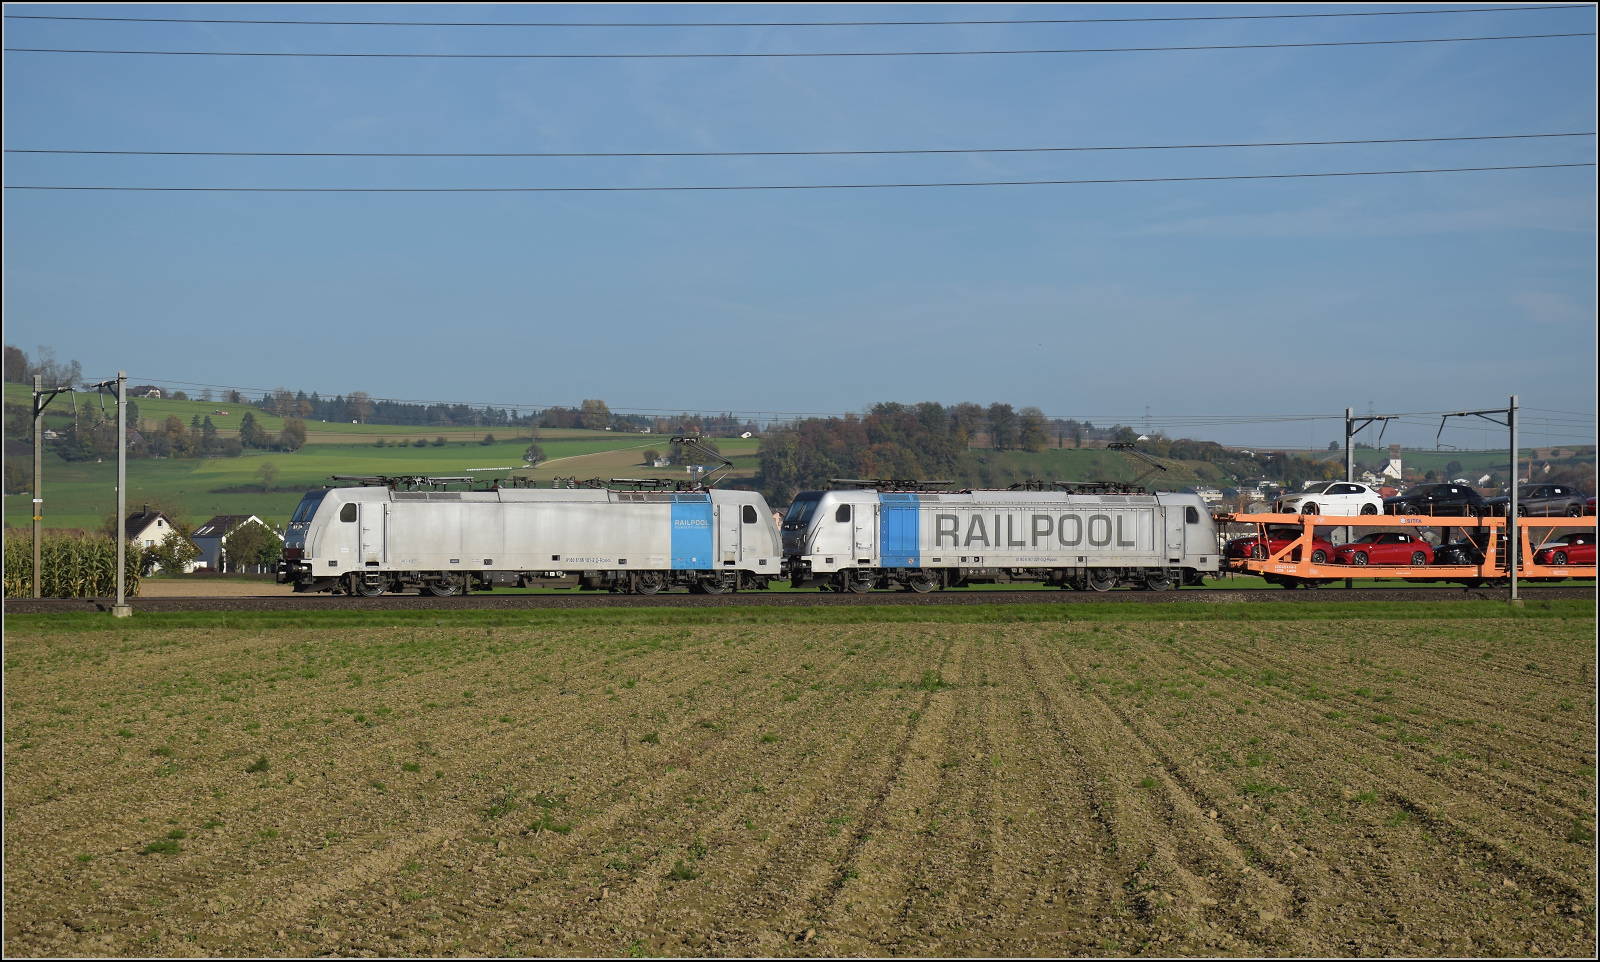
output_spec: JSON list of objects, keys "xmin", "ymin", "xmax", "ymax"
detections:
[
  {"xmin": 748, "ymin": 402, "xmax": 1412, "ymax": 505},
  {"xmin": 755, "ymin": 402, "xmax": 1185, "ymax": 504}
]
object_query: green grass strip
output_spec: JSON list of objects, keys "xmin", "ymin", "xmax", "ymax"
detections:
[{"xmin": 4, "ymin": 599, "xmax": 1591, "ymax": 634}]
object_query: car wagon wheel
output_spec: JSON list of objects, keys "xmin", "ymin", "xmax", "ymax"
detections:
[
  {"xmin": 1410, "ymin": 551, "xmax": 1427, "ymax": 566},
  {"xmin": 1301, "ymin": 503, "xmax": 1318, "ymax": 516},
  {"xmin": 1554, "ymin": 551, "xmax": 1569, "ymax": 565},
  {"xmin": 1087, "ymin": 569, "xmax": 1117, "ymax": 592},
  {"xmin": 1353, "ymin": 552, "xmax": 1369, "ymax": 566},
  {"xmin": 1360, "ymin": 503, "xmax": 1378, "ymax": 515},
  {"xmin": 1566, "ymin": 505, "xmax": 1582, "ymax": 517},
  {"xmin": 1250, "ymin": 545, "xmax": 1266, "ymax": 560},
  {"xmin": 1311, "ymin": 549, "xmax": 1327, "ymax": 564},
  {"xmin": 907, "ymin": 569, "xmax": 940, "ymax": 593}
]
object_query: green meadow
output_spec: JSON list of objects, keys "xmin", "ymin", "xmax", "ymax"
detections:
[{"xmin": 5, "ymin": 383, "xmax": 760, "ymax": 530}]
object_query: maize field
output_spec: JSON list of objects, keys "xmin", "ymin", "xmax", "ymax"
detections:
[{"xmin": 2, "ymin": 531, "xmax": 141, "ymax": 598}]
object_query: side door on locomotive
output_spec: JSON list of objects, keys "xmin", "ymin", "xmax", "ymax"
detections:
[{"xmin": 851, "ymin": 498, "xmax": 877, "ymax": 566}]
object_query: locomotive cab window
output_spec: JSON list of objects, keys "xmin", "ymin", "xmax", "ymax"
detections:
[
  {"xmin": 290, "ymin": 490, "xmax": 328, "ymax": 523},
  {"xmin": 340, "ymin": 503, "xmax": 357, "ymax": 522},
  {"xmin": 742, "ymin": 504, "xmax": 758, "ymax": 524},
  {"xmin": 783, "ymin": 497, "xmax": 820, "ymax": 529},
  {"xmin": 836, "ymin": 504, "xmax": 851, "ymax": 523},
  {"xmin": 1185, "ymin": 506, "xmax": 1200, "ymax": 524}
]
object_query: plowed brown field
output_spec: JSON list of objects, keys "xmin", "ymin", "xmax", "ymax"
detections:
[{"xmin": 4, "ymin": 614, "xmax": 1594, "ymax": 956}]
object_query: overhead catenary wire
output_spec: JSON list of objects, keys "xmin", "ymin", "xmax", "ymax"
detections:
[
  {"xmin": 6, "ymin": 5, "xmax": 1589, "ymax": 28},
  {"xmin": 9, "ymin": 131, "xmax": 1593, "ymax": 159},
  {"xmin": 5, "ymin": 32, "xmax": 1593, "ymax": 60},
  {"xmin": 6, "ymin": 162, "xmax": 1593, "ymax": 193}
]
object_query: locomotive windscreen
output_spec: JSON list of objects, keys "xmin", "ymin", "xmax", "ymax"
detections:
[
  {"xmin": 290, "ymin": 490, "xmax": 328, "ymax": 523},
  {"xmin": 783, "ymin": 496, "xmax": 821, "ymax": 529}
]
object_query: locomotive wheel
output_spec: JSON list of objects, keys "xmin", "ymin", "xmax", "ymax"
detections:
[
  {"xmin": 1143, "ymin": 569, "xmax": 1174, "ymax": 592},
  {"xmin": 699, "ymin": 574, "xmax": 736, "ymax": 595},
  {"xmin": 353, "ymin": 573, "xmax": 386, "ymax": 597},
  {"xmin": 845, "ymin": 570, "xmax": 875, "ymax": 594},
  {"xmin": 424, "ymin": 574, "xmax": 462, "ymax": 597},
  {"xmin": 634, "ymin": 571, "xmax": 666, "ymax": 595},
  {"xmin": 906, "ymin": 569, "xmax": 940, "ymax": 593},
  {"xmin": 1087, "ymin": 569, "xmax": 1117, "ymax": 592}
]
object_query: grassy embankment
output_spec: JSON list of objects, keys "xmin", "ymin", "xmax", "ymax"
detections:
[{"xmin": 4, "ymin": 598, "xmax": 1591, "ymax": 634}]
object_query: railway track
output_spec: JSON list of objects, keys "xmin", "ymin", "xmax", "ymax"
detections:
[{"xmin": 4, "ymin": 585, "xmax": 1592, "ymax": 615}]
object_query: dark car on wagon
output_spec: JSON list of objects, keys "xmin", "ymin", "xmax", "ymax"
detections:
[
  {"xmin": 1483, "ymin": 483, "xmax": 1589, "ymax": 517},
  {"xmin": 1383, "ymin": 483, "xmax": 1488, "ymax": 518}
]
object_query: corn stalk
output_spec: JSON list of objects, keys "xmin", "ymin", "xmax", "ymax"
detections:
[{"xmin": 2, "ymin": 532, "xmax": 141, "ymax": 598}]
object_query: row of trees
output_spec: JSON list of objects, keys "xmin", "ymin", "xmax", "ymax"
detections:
[
  {"xmin": 3, "ymin": 344, "xmax": 82, "ymax": 391},
  {"xmin": 254, "ymin": 388, "xmax": 529, "ymax": 429},
  {"xmin": 47, "ymin": 409, "xmax": 305, "ymax": 462},
  {"xmin": 758, "ymin": 403, "xmax": 968, "ymax": 503},
  {"xmin": 754, "ymin": 401, "xmax": 1363, "ymax": 504}
]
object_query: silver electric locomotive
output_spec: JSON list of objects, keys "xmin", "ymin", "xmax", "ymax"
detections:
[
  {"xmin": 278, "ymin": 440, "xmax": 781, "ymax": 595},
  {"xmin": 782, "ymin": 483, "xmax": 1219, "ymax": 592}
]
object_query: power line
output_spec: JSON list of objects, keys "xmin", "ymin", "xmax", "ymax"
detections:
[
  {"xmin": 6, "ymin": 162, "xmax": 1592, "ymax": 193},
  {"xmin": 5, "ymin": 5, "xmax": 1589, "ymax": 28},
  {"xmin": 5, "ymin": 32, "xmax": 1592, "ymax": 60},
  {"xmin": 8, "ymin": 132, "xmax": 1593, "ymax": 159}
]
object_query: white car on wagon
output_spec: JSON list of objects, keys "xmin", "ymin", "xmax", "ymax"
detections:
[{"xmin": 1275, "ymin": 481, "xmax": 1384, "ymax": 517}]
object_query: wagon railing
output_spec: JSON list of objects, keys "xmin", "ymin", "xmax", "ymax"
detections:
[{"xmin": 1215, "ymin": 511, "xmax": 1595, "ymax": 585}]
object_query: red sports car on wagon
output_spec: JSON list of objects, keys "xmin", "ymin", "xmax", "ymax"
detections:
[
  {"xmin": 1224, "ymin": 528, "xmax": 1339, "ymax": 564},
  {"xmin": 1332, "ymin": 532, "xmax": 1434, "ymax": 566},
  {"xmin": 1533, "ymin": 533, "xmax": 1595, "ymax": 566}
]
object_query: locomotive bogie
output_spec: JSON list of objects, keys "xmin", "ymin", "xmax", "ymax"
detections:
[
  {"xmin": 784, "ymin": 489, "xmax": 1218, "ymax": 590},
  {"xmin": 280, "ymin": 486, "xmax": 781, "ymax": 594}
]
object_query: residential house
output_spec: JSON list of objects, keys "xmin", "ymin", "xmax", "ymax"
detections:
[
  {"xmin": 192, "ymin": 514, "xmax": 281, "ymax": 573},
  {"xmin": 125, "ymin": 504, "xmax": 200, "ymax": 573}
]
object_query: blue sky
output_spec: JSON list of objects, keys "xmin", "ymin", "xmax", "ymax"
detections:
[{"xmin": 3, "ymin": 3, "xmax": 1595, "ymax": 448}]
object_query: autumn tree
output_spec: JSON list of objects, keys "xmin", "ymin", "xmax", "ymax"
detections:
[
  {"xmin": 278, "ymin": 418, "xmax": 307, "ymax": 451},
  {"xmin": 348, "ymin": 391, "xmax": 375, "ymax": 424},
  {"xmin": 1018, "ymin": 406, "xmax": 1049, "ymax": 453},
  {"xmin": 222, "ymin": 519, "xmax": 281, "ymax": 573},
  {"xmin": 579, "ymin": 399, "xmax": 612, "ymax": 431},
  {"xmin": 987, "ymin": 403, "xmax": 1018, "ymax": 451}
]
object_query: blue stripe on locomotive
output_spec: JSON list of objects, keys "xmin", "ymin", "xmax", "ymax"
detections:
[
  {"xmin": 670, "ymin": 494, "xmax": 714, "ymax": 570},
  {"xmin": 879, "ymin": 493, "xmax": 921, "ymax": 568}
]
